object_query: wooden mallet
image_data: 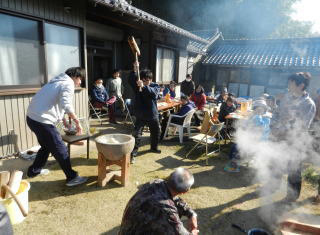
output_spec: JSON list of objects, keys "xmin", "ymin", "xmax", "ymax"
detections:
[{"xmin": 128, "ymin": 36, "xmax": 142, "ymax": 91}]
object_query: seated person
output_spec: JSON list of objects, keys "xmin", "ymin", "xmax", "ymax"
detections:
[
  {"xmin": 163, "ymin": 81, "xmax": 176, "ymax": 99},
  {"xmin": 191, "ymin": 85, "xmax": 206, "ymax": 126},
  {"xmin": 119, "ymin": 168, "xmax": 198, "ymax": 235},
  {"xmin": 215, "ymin": 88, "xmax": 228, "ymax": 104},
  {"xmin": 158, "ymin": 84, "xmax": 165, "ymax": 100},
  {"xmin": 218, "ymin": 97, "xmax": 237, "ymax": 123},
  {"xmin": 224, "ymin": 99, "xmax": 271, "ymax": 172},
  {"xmin": 266, "ymin": 95, "xmax": 277, "ymax": 113},
  {"xmin": 91, "ymin": 78, "xmax": 117, "ymax": 123},
  {"xmin": 160, "ymin": 95, "xmax": 195, "ymax": 139}
]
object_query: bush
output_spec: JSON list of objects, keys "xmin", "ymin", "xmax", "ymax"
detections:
[{"xmin": 303, "ymin": 166, "xmax": 320, "ymax": 187}]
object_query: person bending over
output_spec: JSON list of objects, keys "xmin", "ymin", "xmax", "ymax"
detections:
[
  {"xmin": 26, "ymin": 67, "xmax": 87, "ymax": 187},
  {"xmin": 119, "ymin": 168, "xmax": 199, "ymax": 235}
]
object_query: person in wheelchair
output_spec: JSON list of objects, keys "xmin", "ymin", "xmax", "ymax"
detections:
[
  {"xmin": 160, "ymin": 95, "xmax": 195, "ymax": 140},
  {"xmin": 91, "ymin": 78, "xmax": 117, "ymax": 124}
]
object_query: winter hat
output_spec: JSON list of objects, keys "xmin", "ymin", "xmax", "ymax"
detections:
[{"xmin": 252, "ymin": 99, "xmax": 268, "ymax": 110}]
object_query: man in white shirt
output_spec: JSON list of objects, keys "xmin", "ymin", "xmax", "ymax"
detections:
[
  {"xmin": 26, "ymin": 67, "xmax": 88, "ymax": 187},
  {"xmin": 106, "ymin": 69, "xmax": 125, "ymax": 123}
]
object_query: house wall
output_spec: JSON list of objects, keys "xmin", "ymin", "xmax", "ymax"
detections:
[
  {"xmin": 200, "ymin": 65, "xmax": 320, "ymax": 98},
  {"xmin": 0, "ymin": 0, "xmax": 87, "ymax": 156}
]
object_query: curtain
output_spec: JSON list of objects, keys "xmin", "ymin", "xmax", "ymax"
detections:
[
  {"xmin": 155, "ymin": 47, "xmax": 175, "ymax": 83},
  {"xmin": 0, "ymin": 13, "xmax": 42, "ymax": 86},
  {"xmin": 45, "ymin": 23, "xmax": 80, "ymax": 80}
]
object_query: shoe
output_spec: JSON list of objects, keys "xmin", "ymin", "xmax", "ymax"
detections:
[
  {"xmin": 130, "ymin": 156, "xmax": 136, "ymax": 164},
  {"xmin": 27, "ymin": 168, "xmax": 50, "ymax": 178},
  {"xmin": 40, "ymin": 169, "xmax": 50, "ymax": 176},
  {"xmin": 110, "ymin": 120, "xmax": 118, "ymax": 124},
  {"xmin": 224, "ymin": 162, "xmax": 240, "ymax": 173},
  {"xmin": 150, "ymin": 148, "xmax": 161, "ymax": 154},
  {"xmin": 66, "ymin": 175, "xmax": 88, "ymax": 187}
]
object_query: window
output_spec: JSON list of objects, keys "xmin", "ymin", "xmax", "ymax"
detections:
[
  {"xmin": 45, "ymin": 23, "xmax": 80, "ymax": 79},
  {"xmin": 0, "ymin": 13, "xmax": 42, "ymax": 86},
  {"xmin": 156, "ymin": 47, "xmax": 176, "ymax": 83}
]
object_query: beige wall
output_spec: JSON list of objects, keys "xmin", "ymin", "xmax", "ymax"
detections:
[{"xmin": 0, "ymin": 89, "xmax": 88, "ymax": 157}]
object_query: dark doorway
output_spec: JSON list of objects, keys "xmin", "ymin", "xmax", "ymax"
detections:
[{"xmin": 87, "ymin": 48, "xmax": 113, "ymax": 91}]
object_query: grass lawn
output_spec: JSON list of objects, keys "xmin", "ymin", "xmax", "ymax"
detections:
[{"xmin": 5, "ymin": 122, "xmax": 320, "ymax": 235}]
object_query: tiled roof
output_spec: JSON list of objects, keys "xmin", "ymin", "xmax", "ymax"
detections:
[
  {"xmin": 93, "ymin": 0, "xmax": 210, "ymax": 44},
  {"xmin": 203, "ymin": 38, "xmax": 320, "ymax": 68},
  {"xmin": 187, "ymin": 29, "xmax": 221, "ymax": 54}
]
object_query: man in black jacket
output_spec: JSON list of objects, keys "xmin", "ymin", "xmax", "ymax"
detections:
[
  {"xmin": 181, "ymin": 74, "xmax": 195, "ymax": 97},
  {"xmin": 129, "ymin": 65, "xmax": 161, "ymax": 163}
]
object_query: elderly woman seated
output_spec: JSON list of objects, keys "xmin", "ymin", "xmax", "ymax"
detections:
[
  {"xmin": 160, "ymin": 95, "xmax": 195, "ymax": 140},
  {"xmin": 163, "ymin": 81, "xmax": 176, "ymax": 99}
]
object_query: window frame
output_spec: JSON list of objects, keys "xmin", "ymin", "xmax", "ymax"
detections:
[{"xmin": 0, "ymin": 10, "xmax": 84, "ymax": 94}]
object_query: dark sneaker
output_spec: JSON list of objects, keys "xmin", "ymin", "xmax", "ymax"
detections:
[
  {"xmin": 66, "ymin": 175, "xmax": 88, "ymax": 187},
  {"xmin": 150, "ymin": 149, "xmax": 161, "ymax": 154},
  {"xmin": 110, "ymin": 120, "xmax": 118, "ymax": 124}
]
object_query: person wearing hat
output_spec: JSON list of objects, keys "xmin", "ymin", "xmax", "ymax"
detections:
[
  {"xmin": 215, "ymin": 87, "xmax": 228, "ymax": 104},
  {"xmin": 224, "ymin": 99, "xmax": 271, "ymax": 172}
]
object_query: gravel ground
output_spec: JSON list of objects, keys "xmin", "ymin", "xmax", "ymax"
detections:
[{"xmin": 3, "ymin": 120, "xmax": 319, "ymax": 235}]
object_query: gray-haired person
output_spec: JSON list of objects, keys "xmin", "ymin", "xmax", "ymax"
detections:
[{"xmin": 119, "ymin": 168, "xmax": 199, "ymax": 235}]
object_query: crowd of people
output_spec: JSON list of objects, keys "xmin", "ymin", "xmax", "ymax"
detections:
[{"xmin": 11, "ymin": 64, "xmax": 318, "ymax": 235}]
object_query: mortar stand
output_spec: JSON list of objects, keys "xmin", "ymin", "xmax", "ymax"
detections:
[{"xmin": 97, "ymin": 152, "xmax": 130, "ymax": 187}]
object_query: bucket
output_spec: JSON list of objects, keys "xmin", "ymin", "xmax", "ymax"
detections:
[{"xmin": 0, "ymin": 180, "xmax": 30, "ymax": 224}]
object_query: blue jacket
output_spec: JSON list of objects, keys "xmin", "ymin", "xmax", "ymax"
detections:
[
  {"xmin": 163, "ymin": 87, "xmax": 176, "ymax": 99},
  {"xmin": 176, "ymin": 101, "xmax": 195, "ymax": 117},
  {"xmin": 129, "ymin": 74, "xmax": 160, "ymax": 120},
  {"xmin": 91, "ymin": 85, "xmax": 109, "ymax": 103}
]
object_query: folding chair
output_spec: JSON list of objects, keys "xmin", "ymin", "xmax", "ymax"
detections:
[
  {"xmin": 89, "ymin": 99, "xmax": 108, "ymax": 125},
  {"xmin": 56, "ymin": 118, "xmax": 91, "ymax": 159},
  {"xmin": 163, "ymin": 109, "xmax": 196, "ymax": 143},
  {"xmin": 124, "ymin": 99, "xmax": 135, "ymax": 127},
  {"xmin": 186, "ymin": 122, "xmax": 224, "ymax": 165}
]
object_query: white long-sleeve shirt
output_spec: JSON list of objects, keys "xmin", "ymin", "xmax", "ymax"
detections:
[{"xmin": 27, "ymin": 73, "xmax": 75, "ymax": 125}]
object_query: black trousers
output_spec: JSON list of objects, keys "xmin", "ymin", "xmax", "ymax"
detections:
[
  {"xmin": 26, "ymin": 117, "xmax": 77, "ymax": 181},
  {"xmin": 132, "ymin": 118, "xmax": 160, "ymax": 155}
]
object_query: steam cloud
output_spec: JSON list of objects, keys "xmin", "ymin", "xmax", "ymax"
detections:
[{"xmin": 234, "ymin": 106, "xmax": 320, "ymax": 228}]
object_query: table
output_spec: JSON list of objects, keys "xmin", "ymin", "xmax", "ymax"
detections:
[{"xmin": 157, "ymin": 100, "xmax": 181, "ymax": 112}]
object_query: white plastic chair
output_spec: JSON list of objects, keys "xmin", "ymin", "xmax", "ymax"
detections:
[
  {"xmin": 163, "ymin": 109, "xmax": 196, "ymax": 143},
  {"xmin": 186, "ymin": 122, "xmax": 224, "ymax": 165}
]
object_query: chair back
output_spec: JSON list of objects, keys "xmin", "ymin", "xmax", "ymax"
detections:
[
  {"xmin": 209, "ymin": 122, "xmax": 224, "ymax": 135},
  {"xmin": 182, "ymin": 109, "xmax": 196, "ymax": 127}
]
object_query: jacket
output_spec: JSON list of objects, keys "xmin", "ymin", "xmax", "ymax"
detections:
[
  {"xmin": 190, "ymin": 92, "xmax": 206, "ymax": 110},
  {"xmin": 27, "ymin": 73, "xmax": 75, "ymax": 125},
  {"xmin": 218, "ymin": 102, "xmax": 236, "ymax": 123},
  {"xmin": 129, "ymin": 73, "xmax": 160, "ymax": 120},
  {"xmin": 119, "ymin": 179, "xmax": 196, "ymax": 235},
  {"xmin": 176, "ymin": 101, "xmax": 196, "ymax": 117},
  {"xmin": 91, "ymin": 85, "xmax": 109, "ymax": 104},
  {"xmin": 181, "ymin": 80, "xmax": 195, "ymax": 96}
]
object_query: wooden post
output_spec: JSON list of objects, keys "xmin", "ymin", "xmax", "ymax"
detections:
[
  {"xmin": 97, "ymin": 152, "xmax": 107, "ymax": 187},
  {"xmin": 121, "ymin": 154, "xmax": 130, "ymax": 186},
  {"xmin": 0, "ymin": 171, "xmax": 10, "ymax": 198}
]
